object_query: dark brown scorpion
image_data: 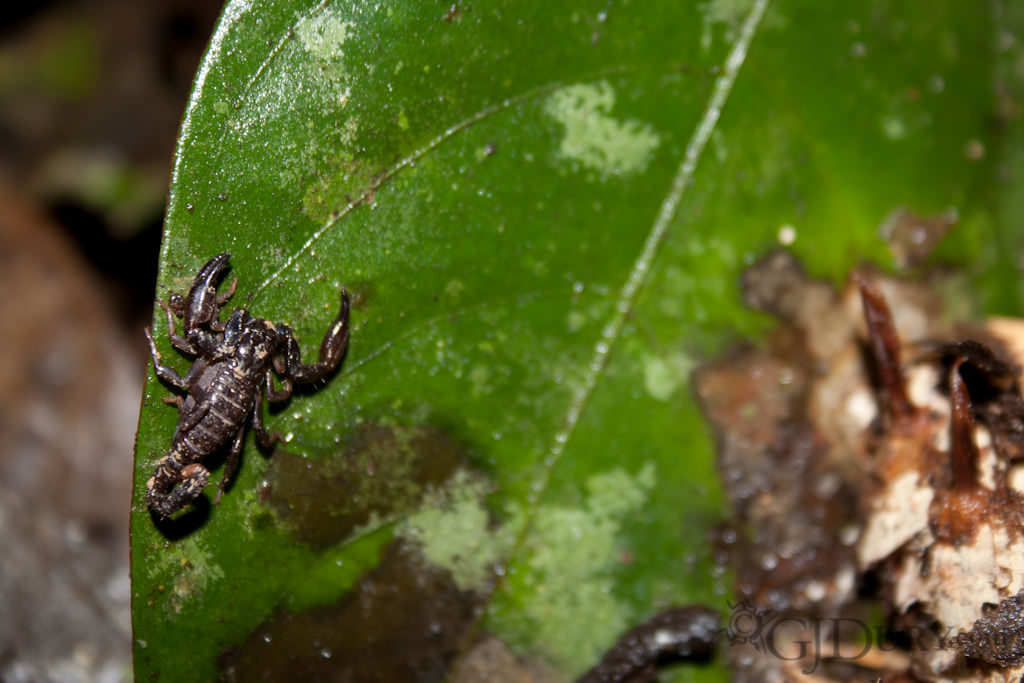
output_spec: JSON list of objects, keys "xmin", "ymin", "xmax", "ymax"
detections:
[{"xmin": 144, "ymin": 253, "xmax": 350, "ymax": 518}]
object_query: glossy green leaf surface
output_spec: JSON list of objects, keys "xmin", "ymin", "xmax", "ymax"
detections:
[{"xmin": 131, "ymin": 1, "xmax": 1014, "ymax": 680}]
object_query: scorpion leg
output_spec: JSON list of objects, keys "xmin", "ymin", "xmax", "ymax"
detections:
[
  {"xmin": 280, "ymin": 288, "xmax": 351, "ymax": 384},
  {"xmin": 145, "ymin": 328, "xmax": 190, "ymax": 390},
  {"xmin": 214, "ymin": 427, "xmax": 246, "ymax": 504},
  {"xmin": 162, "ymin": 395, "xmax": 185, "ymax": 412},
  {"xmin": 160, "ymin": 394, "xmax": 212, "ymax": 434},
  {"xmin": 178, "ymin": 401, "xmax": 212, "ymax": 433},
  {"xmin": 211, "ymin": 382, "xmax": 287, "ymax": 506},
  {"xmin": 252, "ymin": 386, "xmax": 284, "ymax": 447},
  {"xmin": 210, "ymin": 276, "xmax": 238, "ymax": 332},
  {"xmin": 157, "ymin": 298, "xmax": 196, "ymax": 355},
  {"xmin": 216, "ymin": 275, "xmax": 237, "ymax": 304},
  {"xmin": 265, "ymin": 365, "xmax": 293, "ymax": 402}
]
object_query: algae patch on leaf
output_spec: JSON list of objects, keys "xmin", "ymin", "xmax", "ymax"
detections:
[
  {"xmin": 489, "ymin": 464, "xmax": 658, "ymax": 675},
  {"xmin": 545, "ymin": 81, "xmax": 660, "ymax": 179},
  {"xmin": 642, "ymin": 350, "xmax": 697, "ymax": 402},
  {"xmin": 295, "ymin": 10, "xmax": 355, "ymax": 61},
  {"xmin": 144, "ymin": 538, "xmax": 226, "ymax": 614},
  {"xmin": 398, "ymin": 469, "xmax": 508, "ymax": 594}
]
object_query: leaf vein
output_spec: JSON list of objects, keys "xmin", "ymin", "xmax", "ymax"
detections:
[
  {"xmin": 252, "ymin": 67, "xmax": 643, "ymax": 297},
  {"xmin": 525, "ymin": 0, "xmax": 771, "ymax": 509}
]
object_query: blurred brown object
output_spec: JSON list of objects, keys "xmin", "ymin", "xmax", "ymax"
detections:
[
  {"xmin": 0, "ymin": 0, "xmax": 221, "ymax": 323},
  {"xmin": 0, "ymin": 156, "xmax": 137, "ymax": 682},
  {"xmin": 0, "ymin": 0, "xmax": 220, "ymax": 680},
  {"xmin": 878, "ymin": 208, "xmax": 956, "ymax": 269}
]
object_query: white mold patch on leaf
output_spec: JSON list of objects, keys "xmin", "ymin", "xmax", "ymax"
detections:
[
  {"xmin": 145, "ymin": 537, "xmax": 226, "ymax": 614},
  {"xmin": 545, "ymin": 81, "xmax": 660, "ymax": 180},
  {"xmin": 642, "ymin": 350, "xmax": 696, "ymax": 402},
  {"xmin": 491, "ymin": 464, "xmax": 658, "ymax": 675},
  {"xmin": 293, "ymin": 8, "xmax": 356, "ymax": 108},
  {"xmin": 295, "ymin": 11, "xmax": 355, "ymax": 61},
  {"xmin": 397, "ymin": 470, "xmax": 510, "ymax": 594}
]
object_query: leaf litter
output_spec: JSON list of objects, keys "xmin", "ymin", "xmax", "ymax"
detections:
[{"xmin": 697, "ymin": 248, "xmax": 1024, "ymax": 681}]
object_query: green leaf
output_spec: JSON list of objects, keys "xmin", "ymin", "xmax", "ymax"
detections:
[{"xmin": 131, "ymin": 1, "xmax": 1012, "ymax": 680}]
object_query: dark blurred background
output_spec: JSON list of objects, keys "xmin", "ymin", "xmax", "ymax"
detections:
[{"xmin": 0, "ymin": 2, "xmax": 220, "ymax": 679}]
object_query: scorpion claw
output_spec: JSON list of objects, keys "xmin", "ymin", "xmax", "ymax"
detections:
[
  {"xmin": 289, "ymin": 287, "xmax": 351, "ymax": 383},
  {"xmin": 183, "ymin": 253, "xmax": 232, "ymax": 334},
  {"xmin": 320, "ymin": 287, "xmax": 351, "ymax": 366}
]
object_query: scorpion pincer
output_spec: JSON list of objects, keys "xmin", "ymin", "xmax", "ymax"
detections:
[{"xmin": 144, "ymin": 253, "xmax": 350, "ymax": 518}]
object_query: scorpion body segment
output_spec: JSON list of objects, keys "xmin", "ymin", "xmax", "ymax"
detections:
[{"xmin": 145, "ymin": 253, "xmax": 350, "ymax": 518}]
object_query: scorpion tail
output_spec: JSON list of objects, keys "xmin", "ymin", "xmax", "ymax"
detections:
[{"xmin": 145, "ymin": 463, "xmax": 210, "ymax": 518}]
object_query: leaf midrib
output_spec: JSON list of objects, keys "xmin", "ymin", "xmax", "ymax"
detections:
[
  {"xmin": 525, "ymin": 0, "xmax": 771, "ymax": 513},
  {"xmin": 448, "ymin": 0, "xmax": 772, "ymax": 671}
]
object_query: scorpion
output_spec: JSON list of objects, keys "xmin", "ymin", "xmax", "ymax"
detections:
[{"xmin": 144, "ymin": 253, "xmax": 350, "ymax": 518}]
